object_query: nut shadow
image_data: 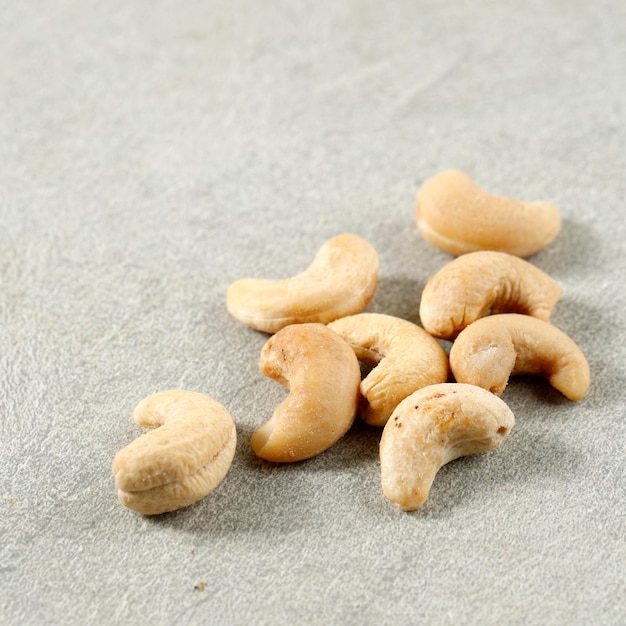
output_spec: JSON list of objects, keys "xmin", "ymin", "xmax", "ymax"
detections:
[
  {"xmin": 394, "ymin": 425, "xmax": 587, "ymax": 519},
  {"xmin": 533, "ymin": 216, "xmax": 606, "ymax": 278},
  {"xmin": 143, "ymin": 419, "xmax": 383, "ymax": 534},
  {"xmin": 237, "ymin": 417, "xmax": 382, "ymax": 473},
  {"xmin": 366, "ymin": 275, "xmax": 427, "ymax": 326}
]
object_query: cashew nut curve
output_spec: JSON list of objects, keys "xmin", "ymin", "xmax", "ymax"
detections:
[
  {"xmin": 251, "ymin": 323, "xmax": 360, "ymax": 462},
  {"xmin": 449, "ymin": 314, "xmax": 590, "ymax": 400},
  {"xmin": 327, "ymin": 313, "xmax": 449, "ymax": 427},
  {"xmin": 419, "ymin": 251, "xmax": 563, "ymax": 340},
  {"xmin": 415, "ymin": 170, "xmax": 561, "ymax": 257},
  {"xmin": 380, "ymin": 383, "xmax": 515, "ymax": 511},
  {"xmin": 227, "ymin": 233, "xmax": 379, "ymax": 333},
  {"xmin": 112, "ymin": 390, "xmax": 237, "ymax": 515}
]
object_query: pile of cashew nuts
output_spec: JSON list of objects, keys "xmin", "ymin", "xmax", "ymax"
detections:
[{"xmin": 112, "ymin": 170, "xmax": 590, "ymax": 514}]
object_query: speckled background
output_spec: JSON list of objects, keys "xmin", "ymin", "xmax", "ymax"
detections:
[{"xmin": 1, "ymin": 1, "xmax": 625, "ymax": 624}]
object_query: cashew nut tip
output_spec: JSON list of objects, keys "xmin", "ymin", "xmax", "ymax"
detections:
[
  {"xmin": 415, "ymin": 170, "xmax": 562, "ymax": 257},
  {"xmin": 419, "ymin": 251, "xmax": 563, "ymax": 339},
  {"xmin": 251, "ymin": 323, "xmax": 360, "ymax": 462},
  {"xmin": 380, "ymin": 383, "xmax": 515, "ymax": 511},
  {"xmin": 449, "ymin": 314, "xmax": 590, "ymax": 401},
  {"xmin": 226, "ymin": 233, "xmax": 379, "ymax": 333},
  {"xmin": 327, "ymin": 313, "xmax": 449, "ymax": 427},
  {"xmin": 112, "ymin": 390, "xmax": 237, "ymax": 515}
]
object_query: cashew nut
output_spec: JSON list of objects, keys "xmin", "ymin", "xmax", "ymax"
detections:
[
  {"xmin": 227, "ymin": 233, "xmax": 379, "ymax": 333},
  {"xmin": 419, "ymin": 251, "xmax": 563, "ymax": 340},
  {"xmin": 251, "ymin": 323, "xmax": 360, "ymax": 462},
  {"xmin": 449, "ymin": 314, "xmax": 590, "ymax": 400},
  {"xmin": 415, "ymin": 170, "xmax": 561, "ymax": 257},
  {"xmin": 327, "ymin": 313, "xmax": 449, "ymax": 427},
  {"xmin": 112, "ymin": 390, "xmax": 237, "ymax": 515},
  {"xmin": 380, "ymin": 383, "xmax": 515, "ymax": 511}
]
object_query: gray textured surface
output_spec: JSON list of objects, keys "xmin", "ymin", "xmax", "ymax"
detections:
[{"xmin": 1, "ymin": 1, "xmax": 625, "ymax": 624}]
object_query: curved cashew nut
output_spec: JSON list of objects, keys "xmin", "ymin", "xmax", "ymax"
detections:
[
  {"xmin": 419, "ymin": 251, "xmax": 563, "ymax": 339},
  {"xmin": 251, "ymin": 323, "xmax": 360, "ymax": 462},
  {"xmin": 415, "ymin": 170, "xmax": 561, "ymax": 257},
  {"xmin": 112, "ymin": 390, "xmax": 237, "ymax": 515},
  {"xmin": 327, "ymin": 313, "xmax": 449, "ymax": 427},
  {"xmin": 380, "ymin": 383, "xmax": 515, "ymax": 511},
  {"xmin": 227, "ymin": 233, "xmax": 379, "ymax": 333},
  {"xmin": 449, "ymin": 314, "xmax": 590, "ymax": 400}
]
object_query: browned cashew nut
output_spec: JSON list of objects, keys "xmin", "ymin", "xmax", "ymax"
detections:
[
  {"xmin": 380, "ymin": 383, "xmax": 515, "ymax": 511},
  {"xmin": 419, "ymin": 251, "xmax": 563, "ymax": 340},
  {"xmin": 112, "ymin": 390, "xmax": 237, "ymax": 515},
  {"xmin": 327, "ymin": 313, "xmax": 449, "ymax": 427},
  {"xmin": 227, "ymin": 233, "xmax": 379, "ymax": 333},
  {"xmin": 449, "ymin": 314, "xmax": 590, "ymax": 400},
  {"xmin": 251, "ymin": 323, "xmax": 360, "ymax": 462},
  {"xmin": 415, "ymin": 170, "xmax": 561, "ymax": 257}
]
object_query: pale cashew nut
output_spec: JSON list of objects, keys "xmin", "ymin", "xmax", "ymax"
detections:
[
  {"xmin": 419, "ymin": 251, "xmax": 563, "ymax": 340},
  {"xmin": 227, "ymin": 233, "xmax": 379, "ymax": 333},
  {"xmin": 251, "ymin": 323, "xmax": 360, "ymax": 462},
  {"xmin": 415, "ymin": 170, "xmax": 561, "ymax": 257},
  {"xmin": 327, "ymin": 313, "xmax": 449, "ymax": 427},
  {"xmin": 380, "ymin": 383, "xmax": 515, "ymax": 511},
  {"xmin": 449, "ymin": 314, "xmax": 590, "ymax": 400},
  {"xmin": 112, "ymin": 390, "xmax": 237, "ymax": 515}
]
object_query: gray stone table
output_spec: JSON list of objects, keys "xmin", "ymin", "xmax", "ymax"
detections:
[{"xmin": 1, "ymin": 1, "xmax": 625, "ymax": 624}]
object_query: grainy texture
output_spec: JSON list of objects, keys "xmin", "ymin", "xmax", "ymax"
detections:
[
  {"xmin": 112, "ymin": 390, "xmax": 237, "ymax": 515},
  {"xmin": 1, "ymin": 1, "xmax": 625, "ymax": 625},
  {"xmin": 419, "ymin": 251, "xmax": 563, "ymax": 339},
  {"xmin": 380, "ymin": 383, "xmax": 515, "ymax": 511}
]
